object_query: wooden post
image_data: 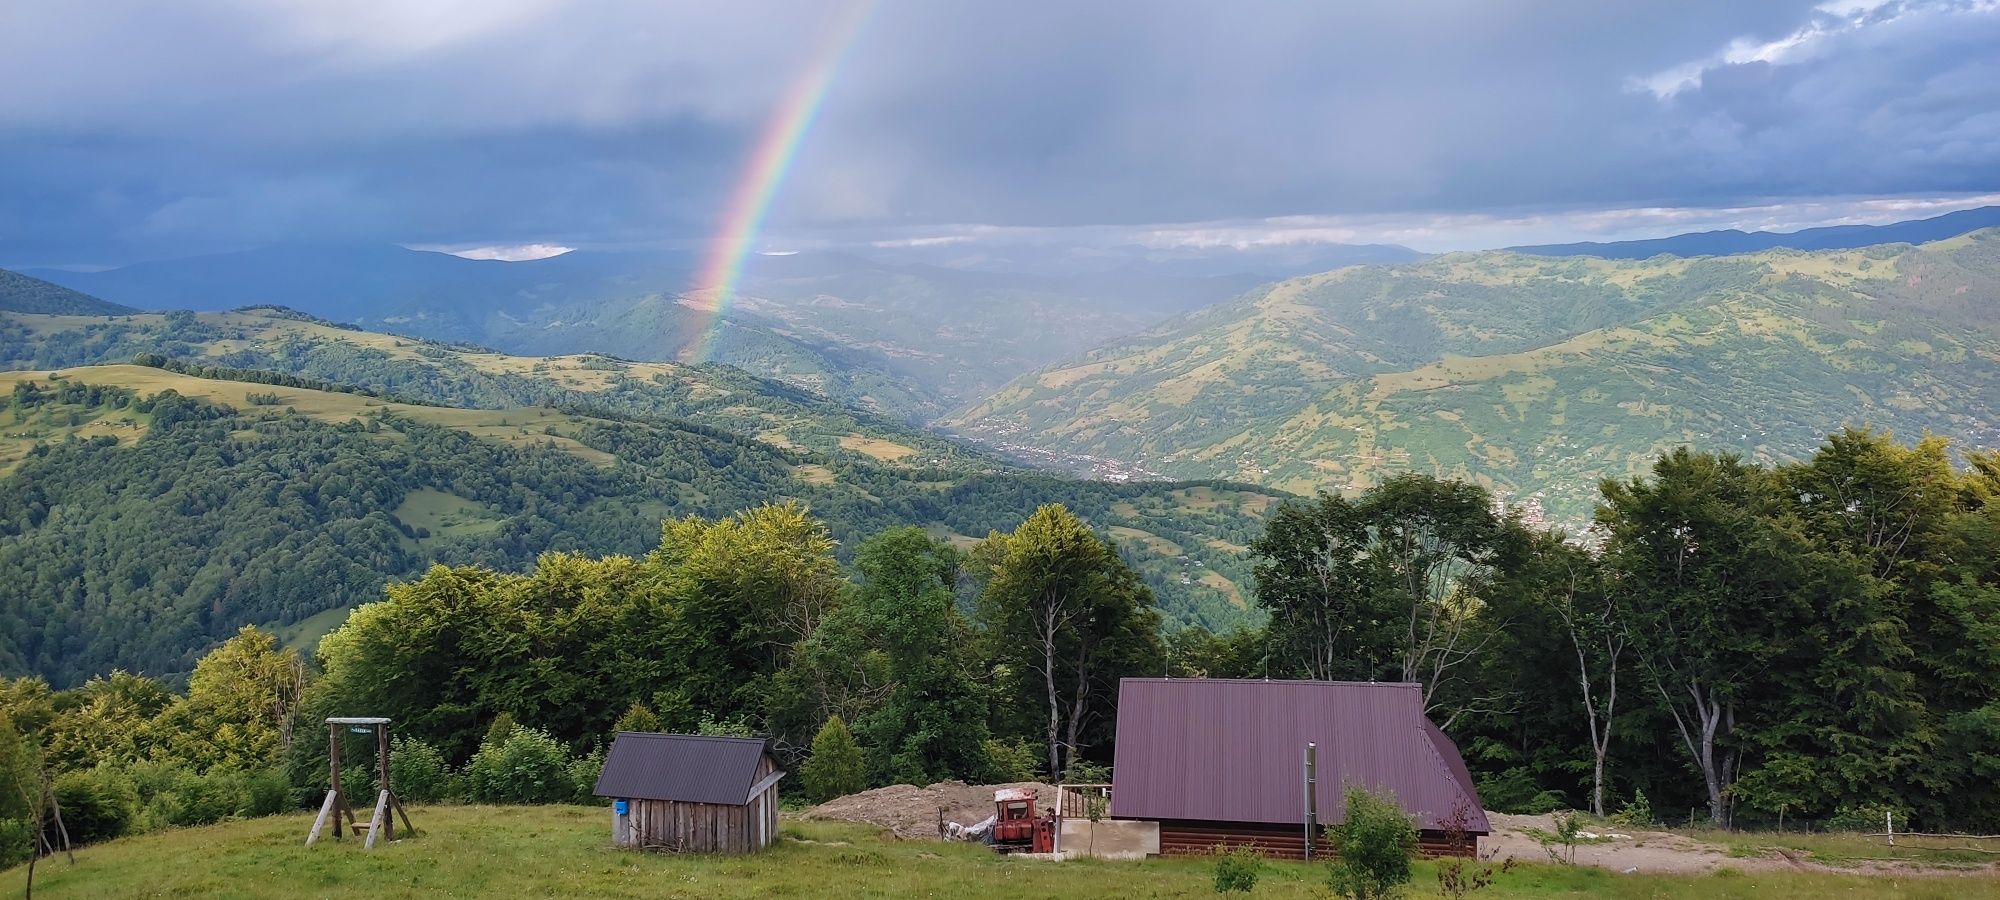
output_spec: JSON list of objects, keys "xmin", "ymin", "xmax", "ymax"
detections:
[
  {"xmin": 328, "ymin": 722, "xmax": 344, "ymax": 841},
  {"xmin": 378, "ymin": 724, "xmax": 394, "ymax": 843},
  {"xmin": 307, "ymin": 791, "xmax": 337, "ymax": 846},
  {"xmin": 364, "ymin": 790, "xmax": 389, "ymax": 850}
]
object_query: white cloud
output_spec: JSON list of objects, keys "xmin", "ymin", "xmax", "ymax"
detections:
[
  {"xmin": 411, "ymin": 242, "xmax": 573, "ymax": 261},
  {"xmin": 1634, "ymin": 0, "xmax": 1998, "ymax": 98}
]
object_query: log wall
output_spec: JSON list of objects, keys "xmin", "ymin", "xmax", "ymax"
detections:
[{"xmin": 1152, "ymin": 819, "xmax": 1476, "ymax": 860}]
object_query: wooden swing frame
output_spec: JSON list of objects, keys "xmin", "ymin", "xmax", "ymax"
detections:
[{"xmin": 305, "ymin": 717, "xmax": 416, "ymax": 849}]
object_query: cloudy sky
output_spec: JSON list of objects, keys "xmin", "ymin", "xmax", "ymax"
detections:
[{"xmin": 2, "ymin": 0, "xmax": 1997, "ymax": 266}]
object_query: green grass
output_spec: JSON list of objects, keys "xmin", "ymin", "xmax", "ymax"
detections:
[
  {"xmin": 1675, "ymin": 827, "xmax": 2000, "ymax": 868},
  {"xmin": 272, "ymin": 604, "xmax": 353, "ymax": 653},
  {"xmin": 5, "ymin": 806, "xmax": 1995, "ymax": 899}
]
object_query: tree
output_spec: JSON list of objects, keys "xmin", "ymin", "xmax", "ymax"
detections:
[
  {"xmin": 1523, "ymin": 534, "xmax": 1623, "ymax": 817},
  {"xmin": 851, "ymin": 528, "xmax": 992, "ymax": 785},
  {"xmin": 976, "ymin": 505, "xmax": 1163, "ymax": 778},
  {"xmin": 1599, "ymin": 449, "xmax": 1798, "ymax": 826},
  {"xmin": 152, "ymin": 626, "xmax": 304, "ymax": 770},
  {"xmin": 1357, "ymin": 474, "xmax": 1518, "ymax": 725},
  {"xmin": 801, "ymin": 716, "xmax": 865, "ymax": 803},
  {"xmin": 1250, "ymin": 493, "xmax": 1396, "ymax": 681}
]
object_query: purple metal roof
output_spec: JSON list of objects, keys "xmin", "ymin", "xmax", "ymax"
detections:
[
  {"xmin": 593, "ymin": 732, "xmax": 774, "ymax": 806},
  {"xmin": 1110, "ymin": 679, "xmax": 1488, "ymax": 833}
]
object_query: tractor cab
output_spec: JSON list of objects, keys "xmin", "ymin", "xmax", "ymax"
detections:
[{"xmin": 990, "ymin": 787, "xmax": 1055, "ymax": 853}]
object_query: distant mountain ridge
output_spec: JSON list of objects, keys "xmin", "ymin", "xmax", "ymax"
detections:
[
  {"xmin": 26, "ymin": 243, "xmax": 1290, "ymax": 422},
  {"xmin": 0, "ymin": 267, "xmax": 133, "ymax": 315},
  {"xmin": 1509, "ymin": 205, "xmax": 2000, "ymax": 259}
]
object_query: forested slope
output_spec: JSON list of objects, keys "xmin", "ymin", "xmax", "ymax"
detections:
[
  {"xmin": 0, "ymin": 307, "xmax": 993, "ymax": 473},
  {"xmin": 952, "ymin": 231, "xmax": 2000, "ymax": 522},
  {"xmin": 0, "ymin": 268, "xmax": 133, "ymax": 315},
  {"xmin": 0, "ymin": 365, "xmax": 1278, "ymax": 684}
]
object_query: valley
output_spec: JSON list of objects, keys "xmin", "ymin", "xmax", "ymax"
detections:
[{"xmin": 0, "ymin": 358, "xmax": 1279, "ymax": 685}]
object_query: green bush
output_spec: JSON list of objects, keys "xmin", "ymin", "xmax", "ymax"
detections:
[
  {"xmin": 568, "ymin": 746, "xmax": 606, "ymax": 805},
  {"xmin": 800, "ymin": 716, "xmax": 865, "ymax": 804},
  {"xmin": 146, "ymin": 768, "xmax": 236, "ymax": 828},
  {"xmin": 982, "ymin": 738, "xmax": 1041, "ymax": 783},
  {"xmin": 231, "ymin": 768, "xmax": 293, "ymax": 817},
  {"xmin": 0, "ymin": 818, "xmax": 32, "ymax": 868},
  {"xmin": 1828, "ymin": 803, "xmax": 1907, "ymax": 833},
  {"xmin": 1212, "ymin": 845, "xmax": 1262, "ymax": 893},
  {"xmin": 52, "ymin": 768, "xmax": 139, "ymax": 844},
  {"xmin": 1327, "ymin": 786, "xmax": 1416, "ymax": 900},
  {"xmin": 1611, "ymin": 790, "xmax": 1653, "ymax": 828},
  {"xmin": 388, "ymin": 737, "xmax": 457, "ymax": 803},
  {"xmin": 464, "ymin": 726, "xmax": 577, "ymax": 804}
]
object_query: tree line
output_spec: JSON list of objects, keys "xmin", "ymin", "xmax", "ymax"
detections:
[
  {"xmin": 2, "ymin": 425, "xmax": 1993, "ymax": 865},
  {"xmin": 1221, "ymin": 428, "xmax": 2000, "ymax": 830}
]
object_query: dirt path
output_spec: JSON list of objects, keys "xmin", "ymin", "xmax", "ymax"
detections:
[{"xmin": 1481, "ymin": 812, "xmax": 2000, "ymax": 879}]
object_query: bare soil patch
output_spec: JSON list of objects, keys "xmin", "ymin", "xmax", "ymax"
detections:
[{"xmin": 803, "ymin": 781, "xmax": 1056, "ymax": 840}]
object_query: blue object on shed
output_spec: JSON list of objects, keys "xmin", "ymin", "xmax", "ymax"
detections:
[{"xmin": 615, "ymin": 799, "xmax": 629, "ymax": 815}]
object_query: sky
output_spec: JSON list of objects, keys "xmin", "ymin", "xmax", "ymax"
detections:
[{"xmin": 2, "ymin": 0, "xmax": 1997, "ymax": 266}]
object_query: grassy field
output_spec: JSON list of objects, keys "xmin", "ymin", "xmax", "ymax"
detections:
[{"xmin": 5, "ymin": 806, "xmax": 1995, "ymax": 899}]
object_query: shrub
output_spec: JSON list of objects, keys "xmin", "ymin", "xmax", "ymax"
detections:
[
  {"xmin": 612, "ymin": 702, "xmax": 662, "ymax": 735},
  {"xmin": 465, "ymin": 726, "xmax": 577, "ymax": 804},
  {"xmin": 801, "ymin": 716, "xmax": 866, "ymax": 804},
  {"xmin": 568, "ymin": 746, "xmax": 606, "ymax": 805},
  {"xmin": 1828, "ymin": 803, "xmax": 1907, "ymax": 833},
  {"xmin": 982, "ymin": 738, "xmax": 1040, "ymax": 783},
  {"xmin": 1212, "ymin": 845, "xmax": 1262, "ymax": 893},
  {"xmin": 388, "ymin": 737, "xmax": 457, "ymax": 804},
  {"xmin": 1327, "ymin": 786, "xmax": 1416, "ymax": 900},
  {"xmin": 1611, "ymin": 790, "xmax": 1653, "ymax": 828},
  {"xmin": 146, "ymin": 768, "xmax": 236, "ymax": 828},
  {"xmin": 1062, "ymin": 759, "xmax": 1111, "ymax": 785},
  {"xmin": 230, "ymin": 768, "xmax": 293, "ymax": 817},
  {"xmin": 53, "ymin": 768, "xmax": 139, "ymax": 844},
  {"xmin": 0, "ymin": 818, "xmax": 32, "ymax": 868}
]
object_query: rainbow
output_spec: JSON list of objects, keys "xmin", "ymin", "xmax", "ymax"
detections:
[{"xmin": 684, "ymin": 0, "xmax": 876, "ymax": 362}]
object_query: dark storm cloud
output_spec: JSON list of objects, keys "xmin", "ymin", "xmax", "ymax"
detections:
[{"xmin": 1, "ymin": 0, "xmax": 1994, "ymax": 265}]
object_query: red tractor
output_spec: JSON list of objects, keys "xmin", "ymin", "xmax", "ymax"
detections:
[{"xmin": 990, "ymin": 788, "xmax": 1055, "ymax": 854}]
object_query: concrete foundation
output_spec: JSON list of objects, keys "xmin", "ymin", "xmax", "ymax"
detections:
[{"xmin": 1058, "ymin": 818, "xmax": 1160, "ymax": 860}]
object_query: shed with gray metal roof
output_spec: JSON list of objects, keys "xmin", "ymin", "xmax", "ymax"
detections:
[{"xmin": 594, "ymin": 732, "xmax": 784, "ymax": 853}]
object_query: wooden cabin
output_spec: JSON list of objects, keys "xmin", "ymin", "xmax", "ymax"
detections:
[
  {"xmin": 592, "ymin": 732, "xmax": 784, "ymax": 853},
  {"xmin": 1109, "ymin": 678, "xmax": 1488, "ymax": 859}
]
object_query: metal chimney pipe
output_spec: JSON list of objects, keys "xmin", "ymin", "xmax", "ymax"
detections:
[{"xmin": 1304, "ymin": 741, "xmax": 1319, "ymax": 861}]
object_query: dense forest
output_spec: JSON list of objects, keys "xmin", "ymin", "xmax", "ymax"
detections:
[
  {"xmin": 0, "ymin": 368, "xmax": 1273, "ymax": 684},
  {"xmin": 0, "ymin": 307, "xmax": 989, "ymax": 472},
  {"xmin": 2, "ymin": 425, "xmax": 1992, "ymax": 868}
]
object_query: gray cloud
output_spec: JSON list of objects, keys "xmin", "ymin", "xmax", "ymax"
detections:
[{"xmin": 1, "ymin": 0, "xmax": 1995, "ymax": 265}]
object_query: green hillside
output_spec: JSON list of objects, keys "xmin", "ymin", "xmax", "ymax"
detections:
[
  {"xmin": 0, "ymin": 364, "xmax": 1278, "ymax": 685},
  {"xmin": 0, "ymin": 306, "xmax": 990, "ymax": 474},
  {"xmin": 950, "ymin": 231, "xmax": 2000, "ymax": 522},
  {"xmin": 0, "ymin": 268, "xmax": 133, "ymax": 315}
]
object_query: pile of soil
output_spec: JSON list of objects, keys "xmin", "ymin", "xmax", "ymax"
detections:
[{"xmin": 803, "ymin": 780, "xmax": 1058, "ymax": 840}]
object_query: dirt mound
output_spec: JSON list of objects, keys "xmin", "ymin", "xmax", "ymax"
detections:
[{"xmin": 803, "ymin": 781, "xmax": 1058, "ymax": 840}]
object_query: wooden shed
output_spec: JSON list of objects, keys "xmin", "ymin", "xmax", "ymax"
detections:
[{"xmin": 592, "ymin": 732, "xmax": 785, "ymax": 853}]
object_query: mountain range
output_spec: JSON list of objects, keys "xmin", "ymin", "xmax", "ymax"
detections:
[
  {"xmin": 950, "ymin": 230, "xmax": 2000, "ymax": 522},
  {"xmin": 25, "ymin": 245, "xmax": 1284, "ymax": 422},
  {"xmin": 1509, "ymin": 205, "xmax": 2000, "ymax": 259}
]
